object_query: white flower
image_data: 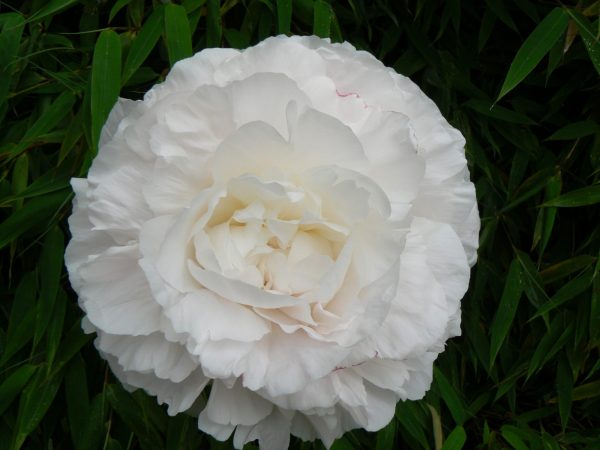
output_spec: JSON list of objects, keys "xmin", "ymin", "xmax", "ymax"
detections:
[{"xmin": 66, "ymin": 35, "xmax": 479, "ymax": 449}]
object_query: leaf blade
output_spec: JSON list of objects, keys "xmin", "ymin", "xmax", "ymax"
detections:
[
  {"xmin": 91, "ymin": 30, "xmax": 122, "ymax": 153},
  {"xmin": 497, "ymin": 8, "xmax": 569, "ymax": 100}
]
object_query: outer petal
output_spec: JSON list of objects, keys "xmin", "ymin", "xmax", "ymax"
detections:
[
  {"xmin": 96, "ymin": 332, "xmax": 197, "ymax": 382},
  {"xmin": 106, "ymin": 354, "xmax": 209, "ymax": 416},
  {"xmin": 76, "ymin": 245, "xmax": 162, "ymax": 335}
]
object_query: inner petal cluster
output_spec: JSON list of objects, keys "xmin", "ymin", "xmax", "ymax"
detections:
[{"xmin": 193, "ymin": 175, "xmax": 347, "ymax": 297}]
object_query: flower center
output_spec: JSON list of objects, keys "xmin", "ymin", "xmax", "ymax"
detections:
[{"xmin": 192, "ymin": 177, "xmax": 348, "ymax": 296}]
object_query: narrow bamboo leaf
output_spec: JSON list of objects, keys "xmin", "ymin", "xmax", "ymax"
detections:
[
  {"xmin": 485, "ymin": 0, "xmax": 517, "ymax": 31},
  {"xmin": 565, "ymin": 9, "xmax": 600, "ymax": 75},
  {"xmin": 65, "ymin": 355, "xmax": 89, "ymax": 449},
  {"xmin": 500, "ymin": 426, "xmax": 529, "ymax": 450},
  {"xmin": 533, "ymin": 270, "xmax": 593, "ymax": 318},
  {"xmin": 442, "ymin": 426, "xmax": 466, "ymax": 450},
  {"xmin": 78, "ymin": 393, "xmax": 108, "ymax": 450},
  {"xmin": 557, "ymin": 354, "xmax": 573, "ymax": 431},
  {"xmin": 165, "ymin": 4, "xmax": 193, "ymax": 66},
  {"xmin": 331, "ymin": 437, "xmax": 355, "ymax": 450},
  {"xmin": 527, "ymin": 315, "xmax": 569, "ymax": 378},
  {"xmin": 591, "ymin": 258, "xmax": 600, "ymax": 340},
  {"xmin": 515, "ymin": 249, "xmax": 548, "ymax": 307},
  {"xmin": 52, "ymin": 323, "xmax": 93, "ymax": 372},
  {"xmin": 541, "ymin": 184, "xmax": 600, "ymax": 207},
  {"xmin": 489, "ymin": 259, "xmax": 524, "ymax": 366},
  {"xmin": 434, "ymin": 367, "xmax": 468, "ymax": 425},
  {"xmin": 464, "ymin": 99, "xmax": 535, "ymax": 124},
  {"xmin": 495, "ymin": 362, "xmax": 528, "ymax": 401},
  {"xmin": 0, "ymin": 173, "xmax": 70, "ymax": 206},
  {"xmin": 25, "ymin": 0, "xmax": 79, "ymax": 23},
  {"xmin": 106, "ymin": 384, "xmax": 164, "ymax": 449},
  {"xmin": 122, "ymin": 6, "xmax": 164, "ymax": 85},
  {"xmin": 14, "ymin": 91, "xmax": 76, "ymax": 154},
  {"xmin": 0, "ymin": 13, "xmax": 24, "ymax": 117},
  {"xmin": 395, "ymin": 402, "xmax": 429, "ymax": 448},
  {"xmin": 91, "ymin": 30, "xmax": 121, "ymax": 153},
  {"xmin": 1, "ymin": 273, "xmax": 37, "ymax": 366},
  {"xmin": 11, "ymin": 154, "xmax": 28, "ymax": 211},
  {"xmin": 33, "ymin": 226, "xmax": 64, "ymax": 347},
  {"xmin": 547, "ymin": 120, "xmax": 600, "ymax": 140},
  {"xmin": 0, "ymin": 190, "xmax": 70, "ymax": 250},
  {"xmin": 313, "ymin": 0, "xmax": 332, "ymax": 38},
  {"xmin": 45, "ymin": 289, "xmax": 67, "ymax": 366},
  {"xmin": 166, "ymin": 415, "xmax": 199, "ymax": 450},
  {"xmin": 539, "ymin": 255, "xmax": 596, "ymax": 284},
  {"xmin": 428, "ymin": 404, "xmax": 443, "ymax": 450},
  {"xmin": 497, "ymin": 8, "xmax": 569, "ymax": 100},
  {"xmin": 206, "ymin": 0, "xmax": 222, "ymax": 48},
  {"xmin": 58, "ymin": 108, "xmax": 84, "ymax": 164},
  {"xmin": 570, "ymin": 380, "xmax": 600, "ymax": 401},
  {"xmin": 0, "ymin": 365, "xmax": 36, "ymax": 416},
  {"xmin": 276, "ymin": 0, "xmax": 292, "ymax": 34},
  {"xmin": 501, "ymin": 167, "xmax": 556, "ymax": 213},
  {"xmin": 375, "ymin": 419, "xmax": 395, "ymax": 450},
  {"xmin": 223, "ymin": 28, "xmax": 249, "ymax": 49},
  {"xmin": 538, "ymin": 174, "xmax": 561, "ymax": 256},
  {"xmin": 11, "ymin": 369, "xmax": 64, "ymax": 450},
  {"xmin": 109, "ymin": 0, "xmax": 133, "ymax": 23}
]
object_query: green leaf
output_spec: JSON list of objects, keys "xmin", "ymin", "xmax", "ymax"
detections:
[
  {"xmin": 313, "ymin": 1, "xmax": 332, "ymax": 38},
  {"xmin": 489, "ymin": 259, "xmax": 524, "ymax": 367},
  {"xmin": 106, "ymin": 384, "xmax": 164, "ymax": 450},
  {"xmin": 500, "ymin": 425, "xmax": 529, "ymax": 450},
  {"xmin": 10, "ymin": 91, "xmax": 76, "ymax": 156},
  {"xmin": 539, "ymin": 255, "xmax": 596, "ymax": 284},
  {"xmin": 65, "ymin": 355, "xmax": 89, "ymax": 449},
  {"xmin": 45, "ymin": 288, "xmax": 67, "ymax": 366},
  {"xmin": 395, "ymin": 401, "xmax": 430, "ymax": 448},
  {"xmin": 78, "ymin": 393, "xmax": 108, "ymax": 450},
  {"xmin": 546, "ymin": 120, "xmax": 600, "ymax": 140},
  {"xmin": 0, "ymin": 172, "xmax": 70, "ymax": 206},
  {"xmin": 223, "ymin": 28, "xmax": 249, "ymax": 49},
  {"xmin": 91, "ymin": 30, "xmax": 121, "ymax": 153},
  {"xmin": 206, "ymin": 0, "xmax": 222, "ymax": 48},
  {"xmin": 556, "ymin": 354, "xmax": 573, "ymax": 431},
  {"xmin": 591, "ymin": 258, "xmax": 600, "ymax": 340},
  {"xmin": 428, "ymin": 404, "xmax": 444, "ymax": 450},
  {"xmin": 434, "ymin": 367, "xmax": 468, "ymax": 425},
  {"xmin": 565, "ymin": 9, "xmax": 600, "ymax": 75},
  {"xmin": 0, "ymin": 190, "xmax": 70, "ymax": 250},
  {"xmin": 10, "ymin": 154, "xmax": 28, "ymax": 211},
  {"xmin": 569, "ymin": 380, "xmax": 600, "ymax": 401},
  {"xmin": 375, "ymin": 419, "xmax": 395, "ymax": 450},
  {"xmin": 0, "ymin": 13, "xmax": 24, "ymax": 118},
  {"xmin": 276, "ymin": 0, "xmax": 292, "ymax": 34},
  {"xmin": 11, "ymin": 368, "xmax": 64, "ymax": 450},
  {"xmin": 122, "ymin": 6, "xmax": 164, "ymax": 85},
  {"xmin": 527, "ymin": 319, "xmax": 574, "ymax": 379},
  {"xmin": 464, "ymin": 99, "xmax": 535, "ymax": 124},
  {"xmin": 442, "ymin": 426, "xmax": 466, "ymax": 450},
  {"xmin": 33, "ymin": 226, "xmax": 64, "ymax": 347},
  {"xmin": 1, "ymin": 273, "xmax": 37, "ymax": 366},
  {"xmin": 109, "ymin": 0, "xmax": 133, "ymax": 23},
  {"xmin": 532, "ymin": 269, "xmax": 593, "ymax": 318},
  {"xmin": 164, "ymin": 4, "xmax": 193, "ymax": 66},
  {"xmin": 26, "ymin": 0, "xmax": 79, "ymax": 24},
  {"xmin": 0, "ymin": 365, "xmax": 37, "ymax": 416},
  {"xmin": 541, "ymin": 184, "xmax": 600, "ymax": 207},
  {"xmin": 497, "ymin": 8, "xmax": 569, "ymax": 100}
]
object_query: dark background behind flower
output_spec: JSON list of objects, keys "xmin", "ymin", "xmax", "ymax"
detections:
[{"xmin": 0, "ymin": 0, "xmax": 598, "ymax": 449}]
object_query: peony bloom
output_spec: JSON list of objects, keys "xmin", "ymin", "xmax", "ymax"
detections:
[{"xmin": 66, "ymin": 35, "xmax": 479, "ymax": 449}]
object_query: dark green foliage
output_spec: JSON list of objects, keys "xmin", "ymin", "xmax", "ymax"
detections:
[{"xmin": 0, "ymin": 0, "xmax": 599, "ymax": 449}]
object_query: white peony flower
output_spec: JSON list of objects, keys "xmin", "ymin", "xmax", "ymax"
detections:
[{"xmin": 66, "ymin": 35, "xmax": 479, "ymax": 449}]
